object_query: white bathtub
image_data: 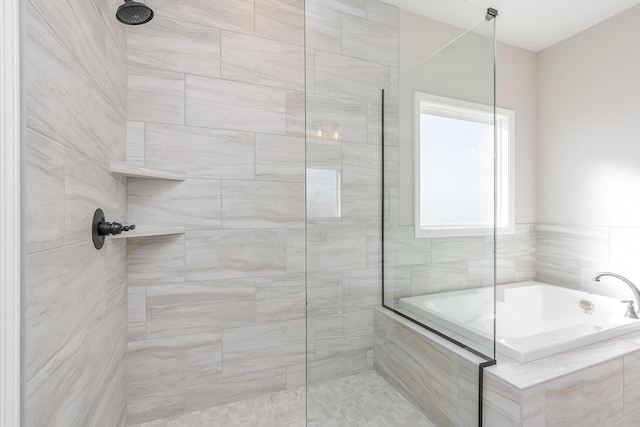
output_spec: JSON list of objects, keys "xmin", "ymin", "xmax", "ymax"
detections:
[{"xmin": 398, "ymin": 281, "xmax": 640, "ymax": 362}]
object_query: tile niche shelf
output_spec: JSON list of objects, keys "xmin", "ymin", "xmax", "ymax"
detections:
[
  {"xmin": 111, "ymin": 224, "xmax": 185, "ymax": 239},
  {"xmin": 109, "ymin": 161, "xmax": 186, "ymax": 180}
]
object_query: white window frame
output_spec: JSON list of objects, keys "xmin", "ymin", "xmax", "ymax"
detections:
[
  {"xmin": 1, "ymin": 0, "xmax": 22, "ymax": 425},
  {"xmin": 414, "ymin": 92, "xmax": 515, "ymax": 238}
]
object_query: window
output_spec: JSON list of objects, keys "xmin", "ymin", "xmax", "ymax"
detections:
[{"xmin": 414, "ymin": 93, "xmax": 514, "ymax": 238}]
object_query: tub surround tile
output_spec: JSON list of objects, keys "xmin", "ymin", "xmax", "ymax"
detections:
[
  {"xmin": 144, "ymin": 123, "xmax": 255, "ymax": 180},
  {"xmin": 536, "ymin": 255, "xmax": 581, "ymax": 289},
  {"xmin": 152, "ymin": 0, "xmax": 254, "ymax": 34},
  {"xmin": 431, "ymin": 236, "xmax": 486, "ymax": 263},
  {"xmin": 547, "ymin": 336, "xmax": 640, "ymax": 372},
  {"xmin": 255, "ymin": 0, "xmax": 304, "ymax": 46},
  {"xmin": 221, "ymin": 31, "xmax": 304, "ymax": 91},
  {"xmin": 127, "ymin": 66, "xmax": 185, "ymax": 125},
  {"xmin": 536, "ymin": 224, "xmax": 610, "ymax": 264},
  {"xmin": 624, "ymin": 352, "xmax": 640, "ymax": 416},
  {"xmin": 410, "ymin": 262, "xmax": 469, "ymax": 295},
  {"xmin": 127, "ymin": 16, "xmax": 221, "ymax": 78},
  {"xmin": 611, "ymin": 227, "xmax": 640, "ymax": 267}
]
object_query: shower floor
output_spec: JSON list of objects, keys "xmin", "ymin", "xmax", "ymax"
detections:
[{"xmin": 128, "ymin": 370, "xmax": 435, "ymax": 427}]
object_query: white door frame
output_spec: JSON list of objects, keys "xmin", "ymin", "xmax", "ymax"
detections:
[{"xmin": 0, "ymin": 0, "xmax": 22, "ymax": 425}]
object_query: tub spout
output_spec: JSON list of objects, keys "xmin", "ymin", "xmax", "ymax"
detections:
[{"xmin": 593, "ymin": 272, "xmax": 640, "ymax": 318}]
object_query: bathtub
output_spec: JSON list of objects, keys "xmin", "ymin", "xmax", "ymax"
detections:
[{"xmin": 398, "ymin": 281, "xmax": 640, "ymax": 362}]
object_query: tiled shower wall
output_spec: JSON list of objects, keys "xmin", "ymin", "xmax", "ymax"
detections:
[
  {"xmin": 123, "ymin": 0, "xmax": 306, "ymax": 423},
  {"xmin": 24, "ymin": 0, "xmax": 128, "ymax": 425}
]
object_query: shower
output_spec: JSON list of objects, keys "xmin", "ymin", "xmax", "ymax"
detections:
[{"xmin": 116, "ymin": 0, "xmax": 154, "ymax": 25}]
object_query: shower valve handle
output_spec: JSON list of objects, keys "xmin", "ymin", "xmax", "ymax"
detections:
[{"xmin": 98, "ymin": 221, "xmax": 135, "ymax": 236}]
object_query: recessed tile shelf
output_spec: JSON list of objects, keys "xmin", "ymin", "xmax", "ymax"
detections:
[
  {"xmin": 110, "ymin": 161, "xmax": 186, "ymax": 180},
  {"xmin": 112, "ymin": 224, "xmax": 186, "ymax": 239}
]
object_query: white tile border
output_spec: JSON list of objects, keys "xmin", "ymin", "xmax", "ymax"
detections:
[{"xmin": 0, "ymin": 0, "xmax": 22, "ymax": 425}]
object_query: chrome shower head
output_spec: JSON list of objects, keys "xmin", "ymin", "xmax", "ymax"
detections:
[{"xmin": 116, "ymin": 0, "xmax": 154, "ymax": 25}]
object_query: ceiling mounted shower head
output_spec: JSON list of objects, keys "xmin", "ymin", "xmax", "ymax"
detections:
[{"xmin": 116, "ymin": 0, "xmax": 154, "ymax": 25}]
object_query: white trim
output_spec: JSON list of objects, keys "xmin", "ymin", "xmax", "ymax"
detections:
[
  {"xmin": 413, "ymin": 92, "xmax": 515, "ymax": 238},
  {"xmin": 0, "ymin": 0, "xmax": 22, "ymax": 425}
]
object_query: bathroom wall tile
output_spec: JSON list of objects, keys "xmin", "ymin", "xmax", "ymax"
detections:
[
  {"xmin": 186, "ymin": 229, "xmax": 287, "ymax": 281},
  {"xmin": 366, "ymin": 0, "xmax": 399, "ymax": 27},
  {"xmin": 255, "ymin": 133, "xmax": 305, "ymax": 182},
  {"xmin": 545, "ymin": 358, "xmax": 623, "ymax": 426},
  {"xmin": 221, "ymin": 181, "xmax": 305, "ymax": 229},
  {"xmin": 126, "ymin": 121, "xmax": 145, "ymax": 164},
  {"xmin": 536, "ymin": 224, "xmax": 610, "ymax": 264},
  {"xmin": 410, "ymin": 262, "xmax": 468, "ymax": 295},
  {"xmin": 536, "ymin": 255, "xmax": 580, "ymax": 288},
  {"xmin": 127, "ymin": 390, "xmax": 185, "ymax": 425},
  {"xmin": 456, "ymin": 357, "xmax": 480, "ymax": 426},
  {"xmin": 366, "ymin": 103, "xmax": 382, "ymax": 146},
  {"xmin": 186, "ymin": 75, "xmax": 287, "ymax": 134},
  {"xmin": 306, "ymin": 49, "xmax": 316, "ymax": 92},
  {"xmin": 497, "ymin": 224, "xmax": 534, "ymax": 258},
  {"xmin": 306, "ymin": 93, "xmax": 367, "ymax": 143},
  {"xmin": 312, "ymin": 0, "xmax": 366, "ymax": 17},
  {"xmin": 579, "ymin": 261, "xmax": 640, "ymax": 300},
  {"xmin": 286, "ymin": 229, "xmax": 305, "ymax": 275},
  {"xmin": 127, "ymin": 65, "xmax": 185, "ymax": 125},
  {"xmin": 105, "ymin": 238, "xmax": 127, "ymax": 308},
  {"xmin": 286, "ymin": 364, "xmax": 306, "ymax": 388},
  {"xmin": 255, "ymin": 0, "xmax": 304, "ymax": 46},
  {"xmin": 127, "ymin": 16, "xmax": 221, "ymax": 78},
  {"xmin": 222, "ymin": 319, "xmax": 305, "ymax": 376},
  {"xmin": 64, "ymin": 147, "xmax": 124, "ymax": 245},
  {"xmin": 221, "ymin": 31, "xmax": 304, "ymax": 91},
  {"xmin": 305, "ymin": 4, "xmax": 342, "ymax": 54},
  {"xmin": 128, "ymin": 332, "xmax": 222, "ymax": 397},
  {"xmin": 624, "ymin": 351, "xmax": 640, "ymax": 416},
  {"xmin": 340, "ymin": 185, "xmax": 382, "ymax": 227},
  {"xmin": 286, "ymin": 90, "xmax": 306, "ymax": 136},
  {"xmin": 611, "ymin": 227, "xmax": 640, "ymax": 267},
  {"xmin": 256, "ymin": 274, "xmax": 305, "ymax": 322},
  {"xmin": 431, "ymin": 236, "xmax": 486, "ymax": 263},
  {"xmin": 521, "ymin": 385, "xmax": 546, "ymax": 427},
  {"xmin": 128, "ymin": 287, "xmax": 146, "ymax": 342},
  {"xmin": 548, "ymin": 337, "xmax": 640, "ymax": 376},
  {"xmin": 306, "ymin": 138, "xmax": 342, "ymax": 171},
  {"xmin": 315, "ymin": 51, "xmax": 389, "ymax": 103},
  {"xmin": 342, "ymin": 142, "xmax": 382, "ymax": 186},
  {"xmin": 25, "ymin": 241, "xmax": 103, "ymax": 380},
  {"xmin": 342, "ymin": 15, "xmax": 398, "ymax": 67},
  {"xmin": 307, "ymin": 224, "xmax": 367, "ymax": 272},
  {"xmin": 314, "ymin": 310, "xmax": 374, "ymax": 360},
  {"xmin": 307, "ymin": 271, "xmax": 343, "ymax": 317},
  {"xmin": 468, "ymin": 259, "xmax": 498, "ymax": 288},
  {"xmin": 185, "ymin": 369, "xmax": 287, "ymax": 412},
  {"xmin": 145, "ymin": 123, "xmax": 254, "ymax": 180},
  {"xmin": 383, "ymin": 265, "xmax": 412, "ymax": 305},
  {"xmin": 25, "ymin": 129, "xmax": 65, "ymax": 254},
  {"xmin": 146, "ymin": 280, "xmax": 256, "ymax": 338},
  {"xmin": 307, "ymin": 353, "xmax": 368, "ymax": 384},
  {"xmin": 515, "ymin": 254, "xmax": 537, "ymax": 282},
  {"xmin": 383, "ymin": 226, "xmax": 430, "ymax": 267},
  {"xmin": 489, "ymin": 355, "xmax": 572, "ymax": 390},
  {"xmin": 152, "ymin": 0, "xmax": 254, "ymax": 34},
  {"xmin": 367, "ymin": 228, "xmax": 382, "ymax": 269},
  {"xmin": 127, "ymin": 178, "xmax": 222, "ymax": 230},
  {"xmin": 127, "ymin": 234, "xmax": 185, "ymax": 287}
]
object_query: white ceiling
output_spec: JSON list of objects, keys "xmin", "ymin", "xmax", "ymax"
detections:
[{"xmin": 384, "ymin": 0, "xmax": 640, "ymax": 52}]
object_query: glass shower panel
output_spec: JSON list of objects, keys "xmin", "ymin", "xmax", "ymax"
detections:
[{"xmin": 383, "ymin": 17, "xmax": 497, "ymax": 359}]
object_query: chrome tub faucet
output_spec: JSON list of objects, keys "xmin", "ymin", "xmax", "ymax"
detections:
[{"xmin": 593, "ymin": 272, "xmax": 640, "ymax": 319}]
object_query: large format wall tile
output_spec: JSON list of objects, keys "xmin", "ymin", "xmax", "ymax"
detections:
[
  {"xmin": 127, "ymin": 16, "xmax": 221, "ymax": 78},
  {"xmin": 536, "ymin": 225, "xmax": 610, "ymax": 264},
  {"xmin": 256, "ymin": 274, "xmax": 306, "ymax": 322},
  {"xmin": 305, "ymin": 4, "xmax": 342, "ymax": 54},
  {"xmin": 255, "ymin": 133, "xmax": 305, "ymax": 182},
  {"xmin": 127, "ymin": 65, "xmax": 185, "ymax": 125},
  {"xmin": 128, "ymin": 235, "xmax": 186, "ymax": 287},
  {"xmin": 306, "ymin": 93, "xmax": 367, "ymax": 143},
  {"xmin": 186, "ymin": 75, "xmax": 287, "ymax": 134},
  {"xmin": 221, "ymin": 31, "xmax": 304, "ymax": 91},
  {"xmin": 366, "ymin": 0, "xmax": 399, "ymax": 27},
  {"xmin": 342, "ymin": 15, "xmax": 398, "ymax": 66},
  {"xmin": 152, "ymin": 0, "xmax": 254, "ymax": 34},
  {"xmin": 255, "ymin": 0, "xmax": 304, "ymax": 46},
  {"xmin": 186, "ymin": 229, "xmax": 287, "ymax": 281},
  {"xmin": 145, "ymin": 123, "xmax": 255, "ymax": 180}
]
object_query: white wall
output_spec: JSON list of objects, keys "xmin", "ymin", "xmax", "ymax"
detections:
[{"xmin": 536, "ymin": 5, "xmax": 640, "ymax": 226}]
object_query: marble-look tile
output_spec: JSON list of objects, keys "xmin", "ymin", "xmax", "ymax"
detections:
[
  {"xmin": 342, "ymin": 142, "xmax": 381, "ymax": 186},
  {"xmin": 431, "ymin": 236, "xmax": 486, "ymax": 263},
  {"xmin": 579, "ymin": 261, "xmax": 640, "ymax": 300},
  {"xmin": 221, "ymin": 181, "xmax": 305, "ymax": 229},
  {"xmin": 146, "ymin": 280, "xmax": 256, "ymax": 338},
  {"xmin": 127, "ymin": 179, "xmax": 222, "ymax": 230},
  {"xmin": 367, "ymin": 103, "xmax": 382, "ymax": 146},
  {"xmin": 127, "ymin": 390, "xmax": 185, "ymax": 425},
  {"xmin": 340, "ymin": 185, "xmax": 381, "ymax": 227},
  {"xmin": 497, "ymin": 224, "xmax": 535, "ymax": 258},
  {"xmin": 307, "ymin": 224, "xmax": 367, "ymax": 272},
  {"xmin": 515, "ymin": 255, "xmax": 537, "ymax": 282},
  {"xmin": 128, "ymin": 287, "xmax": 147, "ymax": 342},
  {"xmin": 314, "ymin": 310, "xmax": 374, "ymax": 360},
  {"xmin": 536, "ymin": 224, "xmax": 610, "ymax": 264},
  {"xmin": 221, "ymin": 31, "xmax": 304, "ymax": 91},
  {"xmin": 145, "ymin": 123, "xmax": 254, "ymax": 180},
  {"xmin": 546, "ymin": 358, "xmax": 623, "ymax": 427},
  {"xmin": 536, "ymin": 255, "xmax": 581, "ymax": 288},
  {"xmin": 367, "ymin": 228, "xmax": 382, "ymax": 269},
  {"xmin": 305, "ymin": 3, "xmax": 342, "ymax": 54},
  {"xmin": 307, "ymin": 353, "xmax": 368, "ymax": 384},
  {"xmin": 383, "ymin": 265, "xmax": 412, "ymax": 305},
  {"xmin": 222, "ymin": 319, "xmax": 305, "ymax": 376},
  {"xmin": 342, "ymin": 15, "xmax": 398, "ymax": 67},
  {"xmin": 489, "ymin": 354, "xmax": 572, "ymax": 390},
  {"xmin": 383, "ymin": 226, "xmax": 430, "ymax": 267},
  {"xmin": 186, "ymin": 229, "xmax": 287, "ymax": 281},
  {"xmin": 286, "ymin": 90, "xmax": 305, "ymax": 136},
  {"xmin": 127, "ymin": 65, "xmax": 184, "ymax": 125},
  {"xmin": 306, "ymin": 138, "xmax": 342, "ymax": 171},
  {"xmin": 410, "ymin": 262, "xmax": 468, "ymax": 295},
  {"xmin": 126, "ymin": 121, "xmax": 145, "ymax": 164},
  {"xmin": 482, "ymin": 372, "xmax": 522, "ymax": 425},
  {"xmin": 624, "ymin": 351, "xmax": 640, "ymax": 416},
  {"xmin": 306, "ymin": 49, "xmax": 316, "ymax": 92},
  {"xmin": 286, "ymin": 228, "xmax": 305, "ymax": 275},
  {"xmin": 105, "ymin": 237, "xmax": 127, "ymax": 308},
  {"xmin": 25, "ymin": 241, "xmax": 103, "ymax": 380},
  {"xmin": 25, "ymin": 129, "xmax": 65, "ymax": 253},
  {"xmin": 611, "ymin": 227, "xmax": 640, "ymax": 267},
  {"xmin": 255, "ymin": 0, "xmax": 304, "ymax": 46},
  {"xmin": 186, "ymin": 75, "xmax": 287, "ymax": 134},
  {"xmin": 522, "ymin": 385, "xmax": 546, "ymax": 427},
  {"xmin": 256, "ymin": 274, "xmax": 305, "ymax": 322},
  {"xmin": 152, "ymin": 0, "xmax": 254, "ymax": 34},
  {"xmin": 286, "ymin": 364, "xmax": 306, "ymax": 389},
  {"xmin": 312, "ymin": 0, "xmax": 366, "ymax": 17},
  {"xmin": 468, "ymin": 259, "xmax": 499, "ymax": 287},
  {"xmin": 315, "ymin": 51, "xmax": 389, "ymax": 103},
  {"xmin": 307, "ymin": 271, "xmax": 343, "ymax": 317},
  {"xmin": 255, "ymin": 133, "xmax": 305, "ymax": 182},
  {"xmin": 185, "ymin": 369, "xmax": 287, "ymax": 412},
  {"xmin": 306, "ymin": 93, "xmax": 367, "ymax": 143},
  {"xmin": 127, "ymin": 16, "xmax": 221, "ymax": 78},
  {"xmin": 128, "ymin": 332, "xmax": 222, "ymax": 397},
  {"xmin": 127, "ymin": 234, "xmax": 185, "ymax": 287},
  {"xmin": 366, "ymin": 0, "xmax": 399, "ymax": 27}
]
